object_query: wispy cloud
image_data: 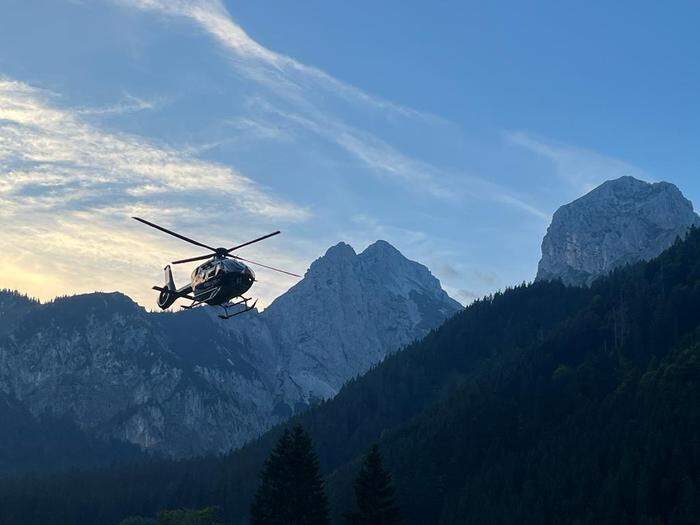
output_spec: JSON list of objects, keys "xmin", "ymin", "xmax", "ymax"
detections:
[
  {"xmin": 112, "ymin": 0, "xmax": 438, "ymax": 122},
  {"xmin": 109, "ymin": 0, "xmax": 551, "ymax": 223},
  {"xmin": 494, "ymin": 193, "xmax": 550, "ymax": 221},
  {"xmin": 75, "ymin": 93, "xmax": 165, "ymax": 116},
  {"xmin": 250, "ymin": 100, "xmax": 455, "ymax": 200},
  {"xmin": 0, "ymin": 78, "xmax": 309, "ymax": 307},
  {"xmin": 506, "ymin": 131, "xmax": 647, "ymax": 194},
  {"xmin": 0, "ymin": 79, "xmax": 307, "ymax": 220},
  {"xmin": 249, "ymin": 99, "xmax": 549, "ymax": 219}
]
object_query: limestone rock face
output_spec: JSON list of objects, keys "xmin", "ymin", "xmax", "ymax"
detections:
[
  {"xmin": 537, "ymin": 176, "xmax": 700, "ymax": 286},
  {"xmin": 264, "ymin": 240, "xmax": 462, "ymax": 403},
  {"xmin": 0, "ymin": 241, "xmax": 460, "ymax": 458}
]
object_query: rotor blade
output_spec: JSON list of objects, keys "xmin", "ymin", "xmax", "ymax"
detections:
[
  {"xmin": 172, "ymin": 253, "xmax": 215, "ymax": 265},
  {"xmin": 132, "ymin": 217, "xmax": 217, "ymax": 252},
  {"xmin": 230, "ymin": 255, "xmax": 302, "ymax": 278},
  {"xmin": 227, "ymin": 231, "xmax": 281, "ymax": 253}
]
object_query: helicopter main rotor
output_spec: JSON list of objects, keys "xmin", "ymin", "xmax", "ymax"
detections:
[{"xmin": 132, "ymin": 217, "xmax": 301, "ymax": 277}]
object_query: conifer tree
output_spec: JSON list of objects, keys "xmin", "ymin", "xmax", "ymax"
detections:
[
  {"xmin": 344, "ymin": 445, "xmax": 401, "ymax": 524},
  {"xmin": 251, "ymin": 424, "xmax": 329, "ymax": 525}
]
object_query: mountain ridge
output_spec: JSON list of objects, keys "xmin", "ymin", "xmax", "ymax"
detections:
[{"xmin": 0, "ymin": 240, "xmax": 460, "ymax": 461}]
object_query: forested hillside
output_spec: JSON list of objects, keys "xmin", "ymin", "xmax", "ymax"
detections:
[
  {"xmin": 0, "ymin": 392, "xmax": 144, "ymax": 475},
  {"xmin": 1, "ymin": 230, "xmax": 699, "ymax": 524}
]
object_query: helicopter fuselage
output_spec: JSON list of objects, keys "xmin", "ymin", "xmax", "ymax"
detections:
[
  {"xmin": 190, "ymin": 257, "xmax": 255, "ymax": 305},
  {"xmin": 134, "ymin": 216, "xmax": 297, "ymax": 318}
]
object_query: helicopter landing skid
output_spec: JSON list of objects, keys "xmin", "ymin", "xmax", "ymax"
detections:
[
  {"xmin": 218, "ymin": 297, "xmax": 258, "ymax": 320},
  {"xmin": 180, "ymin": 300, "xmax": 203, "ymax": 310}
]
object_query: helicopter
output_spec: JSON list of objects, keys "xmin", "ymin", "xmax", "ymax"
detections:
[{"xmin": 133, "ymin": 217, "xmax": 301, "ymax": 319}]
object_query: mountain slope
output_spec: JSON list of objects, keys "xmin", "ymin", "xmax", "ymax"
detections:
[
  {"xmin": 0, "ymin": 241, "xmax": 460, "ymax": 461},
  {"xmin": 4, "ymin": 230, "xmax": 698, "ymax": 524},
  {"xmin": 262, "ymin": 240, "xmax": 461, "ymax": 402},
  {"xmin": 537, "ymin": 176, "xmax": 700, "ymax": 286},
  {"xmin": 0, "ymin": 391, "xmax": 144, "ymax": 475}
]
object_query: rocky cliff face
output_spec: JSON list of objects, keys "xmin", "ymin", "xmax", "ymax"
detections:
[
  {"xmin": 262, "ymin": 240, "xmax": 461, "ymax": 404},
  {"xmin": 0, "ymin": 242, "xmax": 460, "ymax": 459},
  {"xmin": 537, "ymin": 176, "xmax": 700, "ymax": 286}
]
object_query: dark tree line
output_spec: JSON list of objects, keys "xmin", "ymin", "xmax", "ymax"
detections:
[
  {"xmin": 117, "ymin": 427, "xmax": 399, "ymax": 525},
  {"xmin": 249, "ymin": 425, "xmax": 399, "ymax": 525},
  {"xmin": 1, "ymin": 230, "xmax": 700, "ymax": 523}
]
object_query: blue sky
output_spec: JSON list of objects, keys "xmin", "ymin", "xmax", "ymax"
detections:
[{"xmin": 1, "ymin": 0, "xmax": 699, "ymax": 308}]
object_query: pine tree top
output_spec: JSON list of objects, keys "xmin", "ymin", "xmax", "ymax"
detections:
[{"xmin": 345, "ymin": 445, "xmax": 401, "ymax": 525}]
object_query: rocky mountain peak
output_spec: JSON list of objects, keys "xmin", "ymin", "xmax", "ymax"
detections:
[
  {"xmin": 0, "ymin": 240, "xmax": 461, "ymax": 458},
  {"xmin": 261, "ymin": 239, "xmax": 461, "ymax": 404},
  {"xmin": 537, "ymin": 176, "xmax": 700, "ymax": 286},
  {"xmin": 306, "ymin": 242, "xmax": 357, "ymax": 277},
  {"xmin": 360, "ymin": 239, "xmax": 403, "ymax": 258},
  {"xmin": 323, "ymin": 241, "xmax": 357, "ymax": 259}
]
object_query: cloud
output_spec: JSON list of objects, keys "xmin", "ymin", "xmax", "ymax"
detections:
[
  {"xmin": 348, "ymin": 214, "xmax": 428, "ymax": 247},
  {"xmin": 506, "ymin": 131, "xmax": 647, "ymax": 193},
  {"xmin": 112, "ymin": 0, "xmax": 437, "ymax": 121},
  {"xmin": 437, "ymin": 263, "xmax": 461, "ymax": 280},
  {"xmin": 456, "ymin": 289, "xmax": 479, "ymax": 303},
  {"xmin": 111, "ymin": 0, "xmax": 452, "ymax": 194},
  {"xmin": 248, "ymin": 99, "xmax": 549, "ymax": 218},
  {"xmin": 0, "ymin": 78, "xmax": 309, "ymax": 307},
  {"xmin": 494, "ymin": 193, "xmax": 551, "ymax": 221},
  {"xmin": 251, "ymin": 100, "xmax": 455, "ymax": 200},
  {"xmin": 111, "ymin": 0, "xmax": 548, "ymax": 220},
  {"xmin": 0, "ymin": 79, "xmax": 307, "ymax": 220},
  {"xmin": 472, "ymin": 269, "xmax": 499, "ymax": 287},
  {"xmin": 75, "ymin": 93, "xmax": 165, "ymax": 116}
]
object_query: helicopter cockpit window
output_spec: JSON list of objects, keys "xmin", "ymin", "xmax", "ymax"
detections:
[{"xmin": 223, "ymin": 259, "xmax": 245, "ymax": 272}]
